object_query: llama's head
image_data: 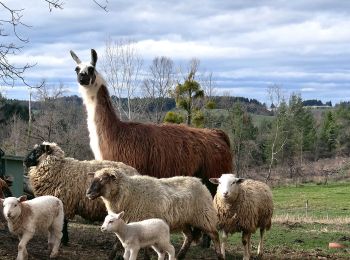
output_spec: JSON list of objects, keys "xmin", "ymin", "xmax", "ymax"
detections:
[{"xmin": 70, "ymin": 49, "xmax": 99, "ymax": 87}]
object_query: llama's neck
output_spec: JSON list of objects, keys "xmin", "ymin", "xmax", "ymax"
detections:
[{"xmin": 79, "ymin": 74, "xmax": 120, "ymax": 160}]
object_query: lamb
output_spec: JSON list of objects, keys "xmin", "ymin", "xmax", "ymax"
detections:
[
  {"xmin": 1, "ymin": 195, "xmax": 64, "ymax": 260},
  {"xmin": 23, "ymin": 142, "xmax": 139, "ymax": 246},
  {"xmin": 210, "ymin": 174, "xmax": 274, "ymax": 260},
  {"xmin": 70, "ymin": 49, "xmax": 233, "ymax": 197},
  {"xmin": 86, "ymin": 167, "xmax": 224, "ymax": 260},
  {"xmin": 101, "ymin": 211, "xmax": 176, "ymax": 260}
]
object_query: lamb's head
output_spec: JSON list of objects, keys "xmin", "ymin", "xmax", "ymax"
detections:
[
  {"xmin": 210, "ymin": 174, "xmax": 244, "ymax": 202},
  {"xmin": 86, "ymin": 167, "xmax": 124, "ymax": 200},
  {"xmin": 23, "ymin": 142, "xmax": 65, "ymax": 168},
  {"xmin": 101, "ymin": 211, "xmax": 125, "ymax": 233},
  {"xmin": 70, "ymin": 49, "xmax": 98, "ymax": 87},
  {"xmin": 1, "ymin": 195, "xmax": 27, "ymax": 221}
]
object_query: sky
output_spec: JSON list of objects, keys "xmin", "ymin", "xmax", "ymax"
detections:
[{"xmin": 1, "ymin": 0, "xmax": 350, "ymax": 105}]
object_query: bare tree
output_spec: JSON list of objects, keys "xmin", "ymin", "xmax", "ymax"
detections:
[
  {"xmin": 201, "ymin": 71, "xmax": 217, "ymax": 102},
  {"xmin": 265, "ymin": 84, "xmax": 288, "ymax": 183},
  {"xmin": 142, "ymin": 56, "xmax": 175, "ymax": 123},
  {"xmin": 101, "ymin": 38, "xmax": 143, "ymax": 121}
]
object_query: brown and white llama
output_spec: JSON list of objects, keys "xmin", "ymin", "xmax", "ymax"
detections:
[{"xmin": 70, "ymin": 49, "xmax": 233, "ymax": 195}]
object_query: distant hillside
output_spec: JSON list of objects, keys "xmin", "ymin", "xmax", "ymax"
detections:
[{"xmin": 303, "ymin": 99, "xmax": 332, "ymax": 107}]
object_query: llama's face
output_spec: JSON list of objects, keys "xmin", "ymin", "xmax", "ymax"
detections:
[
  {"xmin": 70, "ymin": 49, "xmax": 98, "ymax": 87},
  {"xmin": 23, "ymin": 144, "xmax": 52, "ymax": 168}
]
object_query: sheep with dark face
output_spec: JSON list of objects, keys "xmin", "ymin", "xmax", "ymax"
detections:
[{"xmin": 23, "ymin": 142, "xmax": 139, "ymax": 249}]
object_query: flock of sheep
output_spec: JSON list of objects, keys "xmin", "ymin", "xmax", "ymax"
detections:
[{"xmin": 0, "ymin": 49, "xmax": 274, "ymax": 260}]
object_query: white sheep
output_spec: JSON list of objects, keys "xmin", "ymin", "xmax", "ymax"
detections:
[
  {"xmin": 210, "ymin": 174, "xmax": 273, "ymax": 260},
  {"xmin": 101, "ymin": 211, "xmax": 176, "ymax": 260},
  {"xmin": 1, "ymin": 195, "xmax": 64, "ymax": 260},
  {"xmin": 86, "ymin": 167, "xmax": 224, "ymax": 260}
]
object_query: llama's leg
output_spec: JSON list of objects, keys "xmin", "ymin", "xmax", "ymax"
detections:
[
  {"xmin": 61, "ymin": 218, "xmax": 69, "ymax": 245},
  {"xmin": 17, "ymin": 232, "xmax": 33, "ymax": 260},
  {"xmin": 206, "ymin": 229, "xmax": 224, "ymax": 260},
  {"xmin": 242, "ymin": 231, "xmax": 251, "ymax": 260},
  {"xmin": 177, "ymin": 225, "xmax": 193, "ymax": 260},
  {"xmin": 220, "ymin": 230, "xmax": 228, "ymax": 259},
  {"xmin": 258, "ymin": 228, "xmax": 265, "ymax": 257}
]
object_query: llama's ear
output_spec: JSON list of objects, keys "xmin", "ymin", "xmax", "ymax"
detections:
[
  {"xmin": 91, "ymin": 49, "xmax": 98, "ymax": 67},
  {"xmin": 209, "ymin": 178, "xmax": 219, "ymax": 185},
  {"xmin": 70, "ymin": 50, "xmax": 81, "ymax": 64}
]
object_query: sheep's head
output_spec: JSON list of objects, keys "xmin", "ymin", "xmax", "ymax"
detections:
[
  {"xmin": 1, "ymin": 195, "xmax": 27, "ymax": 221},
  {"xmin": 101, "ymin": 211, "xmax": 125, "ymax": 232},
  {"xmin": 70, "ymin": 49, "xmax": 98, "ymax": 87},
  {"xmin": 209, "ymin": 174, "xmax": 244, "ymax": 202},
  {"xmin": 86, "ymin": 168, "xmax": 123, "ymax": 200},
  {"xmin": 23, "ymin": 142, "xmax": 64, "ymax": 168}
]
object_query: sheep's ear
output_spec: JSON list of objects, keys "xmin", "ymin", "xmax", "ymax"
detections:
[
  {"xmin": 91, "ymin": 49, "xmax": 98, "ymax": 67},
  {"xmin": 209, "ymin": 178, "xmax": 219, "ymax": 185},
  {"xmin": 70, "ymin": 50, "xmax": 81, "ymax": 64},
  {"xmin": 236, "ymin": 178, "xmax": 245, "ymax": 184},
  {"xmin": 18, "ymin": 195, "xmax": 27, "ymax": 203},
  {"xmin": 87, "ymin": 172, "xmax": 95, "ymax": 178},
  {"xmin": 44, "ymin": 145, "xmax": 52, "ymax": 155},
  {"xmin": 117, "ymin": 211, "xmax": 125, "ymax": 219}
]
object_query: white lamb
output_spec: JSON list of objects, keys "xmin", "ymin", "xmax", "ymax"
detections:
[
  {"xmin": 101, "ymin": 211, "xmax": 176, "ymax": 260},
  {"xmin": 1, "ymin": 195, "xmax": 64, "ymax": 260}
]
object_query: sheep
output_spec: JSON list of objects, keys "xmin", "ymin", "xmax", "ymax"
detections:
[
  {"xmin": 209, "ymin": 174, "xmax": 274, "ymax": 260},
  {"xmin": 0, "ymin": 195, "xmax": 64, "ymax": 260},
  {"xmin": 101, "ymin": 211, "xmax": 176, "ymax": 260},
  {"xmin": 86, "ymin": 167, "xmax": 224, "ymax": 260},
  {"xmin": 23, "ymin": 142, "xmax": 139, "ymax": 247},
  {"xmin": 70, "ymin": 49, "xmax": 233, "ymax": 197}
]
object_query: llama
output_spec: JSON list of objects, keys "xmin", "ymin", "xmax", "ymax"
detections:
[{"xmin": 70, "ymin": 49, "xmax": 233, "ymax": 196}]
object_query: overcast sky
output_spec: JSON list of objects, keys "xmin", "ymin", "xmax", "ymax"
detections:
[{"xmin": 1, "ymin": 0, "xmax": 350, "ymax": 104}]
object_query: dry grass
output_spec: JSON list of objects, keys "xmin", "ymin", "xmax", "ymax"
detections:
[{"xmin": 273, "ymin": 214, "xmax": 350, "ymax": 225}]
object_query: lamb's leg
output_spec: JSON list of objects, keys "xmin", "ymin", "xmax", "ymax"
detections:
[
  {"xmin": 123, "ymin": 248, "xmax": 130, "ymax": 260},
  {"xmin": 151, "ymin": 245, "xmax": 165, "ymax": 260},
  {"xmin": 49, "ymin": 220, "xmax": 63, "ymax": 258},
  {"xmin": 177, "ymin": 225, "xmax": 193, "ymax": 260},
  {"xmin": 128, "ymin": 247, "xmax": 139, "ymax": 260},
  {"xmin": 17, "ymin": 232, "xmax": 33, "ymax": 260},
  {"xmin": 206, "ymin": 229, "xmax": 224, "ymax": 260},
  {"xmin": 242, "ymin": 231, "xmax": 251, "ymax": 260},
  {"xmin": 164, "ymin": 244, "xmax": 176, "ymax": 260},
  {"xmin": 220, "ymin": 230, "xmax": 228, "ymax": 259},
  {"xmin": 257, "ymin": 228, "xmax": 265, "ymax": 257}
]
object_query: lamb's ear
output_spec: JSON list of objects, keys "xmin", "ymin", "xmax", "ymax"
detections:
[
  {"xmin": 209, "ymin": 178, "xmax": 219, "ymax": 185},
  {"xmin": 18, "ymin": 195, "xmax": 27, "ymax": 203},
  {"xmin": 70, "ymin": 50, "xmax": 81, "ymax": 64},
  {"xmin": 91, "ymin": 49, "xmax": 98, "ymax": 67},
  {"xmin": 117, "ymin": 211, "xmax": 125, "ymax": 219}
]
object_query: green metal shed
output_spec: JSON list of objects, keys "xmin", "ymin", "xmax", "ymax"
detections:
[{"xmin": 0, "ymin": 155, "xmax": 24, "ymax": 197}]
